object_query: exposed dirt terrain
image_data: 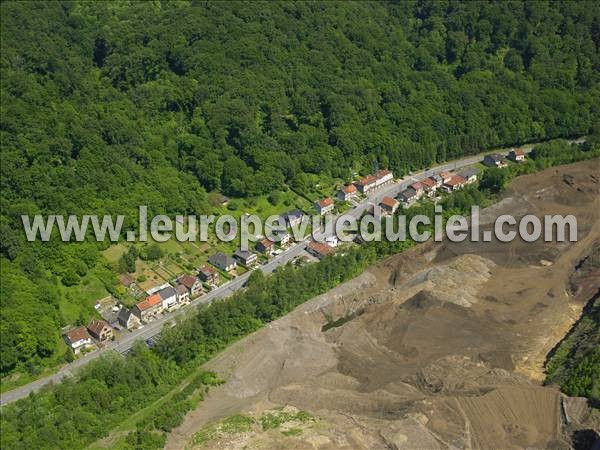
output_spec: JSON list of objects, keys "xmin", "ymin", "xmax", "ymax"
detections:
[{"xmin": 167, "ymin": 160, "xmax": 600, "ymax": 450}]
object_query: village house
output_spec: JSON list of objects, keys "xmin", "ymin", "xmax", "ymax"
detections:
[
  {"xmin": 337, "ymin": 184, "xmax": 358, "ymax": 202},
  {"xmin": 438, "ymin": 171, "xmax": 453, "ymax": 183},
  {"xmin": 459, "ymin": 168, "xmax": 480, "ymax": 184},
  {"xmin": 175, "ymin": 284, "xmax": 190, "ymax": 304},
  {"xmin": 281, "ymin": 209, "xmax": 304, "ymax": 227},
  {"xmin": 420, "ymin": 177, "xmax": 437, "ymax": 196},
  {"xmin": 198, "ymin": 266, "xmax": 219, "ymax": 285},
  {"xmin": 64, "ymin": 326, "xmax": 93, "ymax": 354},
  {"xmin": 410, "ymin": 181, "xmax": 424, "ymax": 199},
  {"xmin": 157, "ymin": 285, "xmax": 177, "ymax": 310},
  {"xmin": 256, "ymin": 238, "xmax": 275, "ymax": 256},
  {"xmin": 306, "ymin": 241, "xmax": 334, "ymax": 259},
  {"xmin": 146, "ymin": 282, "xmax": 171, "ymax": 296},
  {"xmin": 380, "ymin": 196, "xmax": 399, "ymax": 215},
  {"xmin": 209, "ymin": 252, "xmax": 237, "ymax": 272},
  {"xmin": 178, "ymin": 274, "xmax": 203, "ymax": 298},
  {"xmin": 133, "ymin": 293, "xmax": 163, "ymax": 322},
  {"xmin": 354, "ymin": 170, "xmax": 394, "ymax": 194},
  {"xmin": 354, "ymin": 175, "xmax": 377, "ymax": 194},
  {"xmin": 483, "ymin": 154, "xmax": 508, "ymax": 168},
  {"xmin": 430, "ymin": 174, "xmax": 444, "ymax": 188},
  {"xmin": 277, "ymin": 231, "xmax": 291, "ymax": 245},
  {"xmin": 234, "ymin": 249, "xmax": 258, "ymax": 267},
  {"xmin": 117, "ymin": 307, "xmax": 141, "ymax": 330},
  {"xmin": 315, "ymin": 197, "xmax": 334, "ymax": 215},
  {"xmin": 443, "ymin": 175, "xmax": 467, "ymax": 192},
  {"xmin": 398, "ymin": 188, "xmax": 418, "ymax": 207},
  {"xmin": 375, "ymin": 170, "xmax": 394, "ymax": 188},
  {"xmin": 508, "ymin": 149, "xmax": 526, "ymax": 162},
  {"xmin": 87, "ymin": 318, "xmax": 113, "ymax": 342}
]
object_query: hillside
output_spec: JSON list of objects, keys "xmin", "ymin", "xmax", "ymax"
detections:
[{"xmin": 2, "ymin": 1, "xmax": 600, "ymax": 385}]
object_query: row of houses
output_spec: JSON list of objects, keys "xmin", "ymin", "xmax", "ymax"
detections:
[
  {"xmin": 397, "ymin": 167, "xmax": 480, "ymax": 207},
  {"xmin": 483, "ymin": 149, "xmax": 525, "ymax": 168},
  {"xmin": 315, "ymin": 170, "xmax": 395, "ymax": 216},
  {"xmin": 64, "ymin": 318, "xmax": 115, "ymax": 354},
  {"xmin": 354, "ymin": 169, "xmax": 394, "ymax": 194}
]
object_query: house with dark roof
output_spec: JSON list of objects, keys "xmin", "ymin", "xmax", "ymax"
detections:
[
  {"xmin": 398, "ymin": 188, "xmax": 418, "ymax": 206},
  {"xmin": 234, "ymin": 249, "xmax": 258, "ymax": 268},
  {"xmin": 459, "ymin": 167, "xmax": 480, "ymax": 184},
  {"xmin": 87, "ymin": 318, "xmax": 113, "ymax": 342},
  {"xmin": 315, "ymin": 197, "xmax": 334, "ymax": 215},
  {"xmin": 64, "ymin": 326, "xmax": 93, "ymax": 354},
  {"xmin": 483, "ymin": 154, "xmax": 508, "ymax": 168},
  {"xmin": 209, "ymin": 252, "xmax": 237, "ymax": 272},
  {"xmin": 198, "ymin": 266, "xmax": 219, "ymax": 285},
  {"xmin": 117, "ymin": 307, "xmax": 141, "ymax": 330},
  {"xmin": 157, "ymin": 285, "xmax": 177, "ymax": 310}
]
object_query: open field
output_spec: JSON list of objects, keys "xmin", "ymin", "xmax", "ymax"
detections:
[{"xmin": 166, "ymin": 159, "xmax": 600, "ymax": 449}]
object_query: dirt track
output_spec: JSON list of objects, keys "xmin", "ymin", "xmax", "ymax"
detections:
[{"xmin": 167, "ymin": 159, "xmax": 600, "ymax": 450}]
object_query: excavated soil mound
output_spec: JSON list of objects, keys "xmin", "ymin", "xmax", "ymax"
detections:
[{"xmin": 168, "ymin": 160, "xmax": 600, "ymax": 450}]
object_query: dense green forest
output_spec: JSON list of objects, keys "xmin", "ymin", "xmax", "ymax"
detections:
[
  {"xmin": 1, "ymin": 140, "xmax": 598, "ymax": 449},
  {"xmin": 1, "ymin": 1, "xmax": 600, "ymax": 378}
]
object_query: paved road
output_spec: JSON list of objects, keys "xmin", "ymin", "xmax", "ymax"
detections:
[{"xmin": 1, "ymin": 137, "xmax": 585, "ymax": 406}]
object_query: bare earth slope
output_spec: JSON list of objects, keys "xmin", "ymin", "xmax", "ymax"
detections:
[{"xmin": 168, "ymin": 160, "xmax": 600, "ymax": 450}]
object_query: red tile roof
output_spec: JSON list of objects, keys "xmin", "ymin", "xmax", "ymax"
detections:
[
  {"xmin": 65, "ymin": 326, "xmax": 90, "ymax": 343},
  {"xmin": 259, "ymin": 238, "xmax": 274, "ymax": 248},
  {"xmin": 180, "ymin": 275, "xmax": 198, "ymax": 290},
  {"xmin": 439, "ymin": 171, "xmax": 452, "ymax": 180},
  {"xmin": 410, "ymin": 181, "xmax": 423, "ymax": 191},
  {"xmin": 317, "ymin": 197, "xmax": 334, "ymax": 208},
  {"xmin": 380, "ymin": 196, "xmax": 398, "ymax": 209},
  {"xmin": 445, "ymin": 175, "xmax": 467, "ymax": 187},
  {"xmin": 421, "ymin": 177, "xmax": 436, "ymax": 188},
  {"xmin": 136, "ymin": 294, "xmax": 162, "ymax": 312},
  {"xmin": 375, "ymin": 169, "xmax": 392, "ymax": 179},
  {"xmin": 307, "ymin": 241, "xmax": 334, "ymax": 256},
  {"xmin": 199, "ymin": 265, "xmax": 216, "ymax": 275},
  {"xmin": 355, "ymin": 175, "xmax": 377, "ymax": 186},
  {"xmin": 88, "ymin": 318, "xmax": 109, "ymax": 336},
  {"xmin": 514, "ymin": 149, "xmax": 525, "ymax": 156},
  {"xmin": 340, "ymin": 184, "xmax": 357, "ymax": 194}
]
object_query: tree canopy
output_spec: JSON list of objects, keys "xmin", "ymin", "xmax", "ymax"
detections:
[{"xmin": 1, "ymin": 1, "xmax": 599, "ymax": 375}]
